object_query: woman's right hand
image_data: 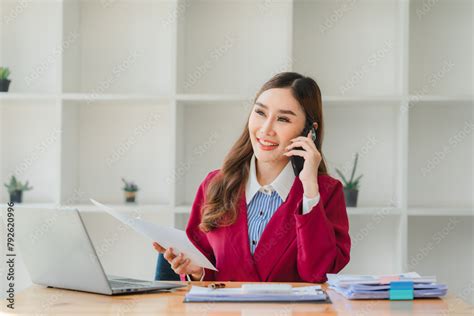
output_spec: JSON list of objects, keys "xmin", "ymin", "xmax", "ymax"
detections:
[{"xmin": 153, "ymin": 242, "xmax": 204, "ymax": 280}]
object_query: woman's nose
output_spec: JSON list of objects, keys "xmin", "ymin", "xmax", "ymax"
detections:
[{"xmin": 259, "ymin": 119, "xmax": 276, "ymax": 136}]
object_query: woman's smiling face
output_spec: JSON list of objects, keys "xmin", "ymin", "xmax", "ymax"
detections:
[{"xmin": 248, "ymin": 88, "xmax": 306, "ymax": 163}]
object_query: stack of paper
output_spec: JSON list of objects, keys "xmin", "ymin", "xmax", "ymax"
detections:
[
  {"xmin": 327, "ymin": 272, "xmax": 448, "ymax": 299},
  {"xmin": 184, "ymin": 285, "xmax": 330, "ymax": 303}
]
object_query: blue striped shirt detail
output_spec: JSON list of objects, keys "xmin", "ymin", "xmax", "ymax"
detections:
[{"xmin": 247, "ymin": 190, "xmax": 283, "ymax": 254}]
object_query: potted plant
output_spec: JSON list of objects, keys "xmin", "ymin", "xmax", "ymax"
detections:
[
  {"xmin": 122, "ymin": 178, "xmax": 139, "ymax": 203},
  {"xmin": 0, "ymin": 67, "xmax": 11, "ymax": 92},
  {"xmin": 4, "ymin": 176, "xmax": 33, "ymax": 204},
  {"xmin": 335, "ymin": 153, "xmax": 363, "ymax": 207}
]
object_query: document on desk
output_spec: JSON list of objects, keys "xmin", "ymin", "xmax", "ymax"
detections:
[
  {"xmin": 327, "ymin": 273, "xmax": 447, "ymax": 299},
  {"xmin": 184, "ymin": 285, "xmax": 330, "ymax": 303},
  {"xmin": 90, "ymin": 199, "xmax": 217, "ymax": 271}
]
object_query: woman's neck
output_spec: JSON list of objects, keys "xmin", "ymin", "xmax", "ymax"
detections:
[{"xmin": 255, "ymin": 157, "xmax": 289, "ymax": 186}]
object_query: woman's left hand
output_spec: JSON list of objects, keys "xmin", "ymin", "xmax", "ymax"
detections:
[{"xmin": 284, "ymin": 131, "xmax": 322, "ymax": 198}]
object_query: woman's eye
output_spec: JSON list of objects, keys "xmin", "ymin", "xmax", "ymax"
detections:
[{"xmin": 254, "ymin": 109, "xmax": 290, "ymax": 122}]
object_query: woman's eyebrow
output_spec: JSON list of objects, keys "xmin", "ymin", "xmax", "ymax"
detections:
[{"xmin": 255, "ymin": 102, "xmax": 297, "ymax": 116}]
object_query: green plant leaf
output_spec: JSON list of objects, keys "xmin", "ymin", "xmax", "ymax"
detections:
[
  {"xmin": 0, "ymin": 67, "xmax": 10, "ymax": 80},
  {"xmin": 335, "ymin": 168, "xmax": 349, "ymax": 185},
  {"xmin": 353, "ymin": 174, "xmax": 363, "ymax": 184},
  {"xmin": 4, "ymin": 175, "xmax": 32, "ymax": 192},
  {"xmin": 349, "ymin": 153, "xmax": 358, "ymax": 183},
  {"xmin": 122, "ymin": 177, "xmax": 138, "ymax": 192}
]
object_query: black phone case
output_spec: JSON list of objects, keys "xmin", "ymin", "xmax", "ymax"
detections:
[{"xmin": 290, "ymin": 123, "xmax": 317, "ymax": 177}]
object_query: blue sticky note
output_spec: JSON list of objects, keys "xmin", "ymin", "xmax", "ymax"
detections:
[
  {"xmin": 390, "ymin": 281, "xmax": 414, "ymax": 300},
  {"xmin": 390, "ymin": 281, "xmax": 414, "ymax": 290}
]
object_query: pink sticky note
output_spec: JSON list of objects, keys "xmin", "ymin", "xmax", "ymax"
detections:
[{"xmin": 380, "ymin": 275, "xmax": 400, "ymax": 284}]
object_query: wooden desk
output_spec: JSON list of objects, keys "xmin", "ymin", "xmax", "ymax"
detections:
[{"xmin": 2, "ymin": 282, "xmax": 472, "ymax": 315}]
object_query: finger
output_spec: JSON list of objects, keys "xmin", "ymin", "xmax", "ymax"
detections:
[
  {"xmin": 153, "ymin": 242, "xmax": 166, "ymax": 253},
  {"xmin": 287, "ymin": 143, "xmax": 321, "ymax": 162},
  {"xmin": 291, "ymin": 136, "xmax": 315, "ymax": 143},
  {"xmin": 171, "ymin": 253, "xmax": 185, "ymax": 269},
  {"xmin": 163, "ymin": 247, "xmax": 176, "ymax": 262},
  {"xmin": 286, "ymin": 140, "xmax": 315, "ymax": 153},
  {"xmin": 291, "ymin": 136, "xmax": 316, "ymax": 146},
  {"xmin": 174, "ymin": 258, "xmax": 191, "ymax": 274},
  {"xmin": 283, "ymin": 149, "xmax": 308, "ymax": 158},
  {"xmin": 286, "ymin": 140, "xmax": 312, "ymax": 151},
  {"xmin": 171, "ymin": 253, "xmax": 185, "ymax": 270}
]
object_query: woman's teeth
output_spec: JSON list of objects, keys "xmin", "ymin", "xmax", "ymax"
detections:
[{"xmin": 258, "ymin": 139, "xmax": 278, "ymax": 146}]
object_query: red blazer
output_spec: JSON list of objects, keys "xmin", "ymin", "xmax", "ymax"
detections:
[{"xmin": 183, "ymin": 169, "xmax": 351, "ymax": 283}]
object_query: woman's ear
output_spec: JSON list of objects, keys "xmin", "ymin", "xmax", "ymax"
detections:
[{"xmin": 313, "ymin": 122, "xmax": 319, "ymax": 130}]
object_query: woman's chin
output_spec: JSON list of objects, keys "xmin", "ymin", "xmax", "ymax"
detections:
[{"xmin": 254, "ymin": 150, "xmax": 285, "ymax": 163}]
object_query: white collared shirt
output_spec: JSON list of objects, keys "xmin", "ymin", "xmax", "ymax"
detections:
[{"xmin": 245, "ymin": 154, "xmax": 320, "ymax": 212}]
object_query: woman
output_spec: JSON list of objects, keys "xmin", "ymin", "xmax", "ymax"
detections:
[{"xmin": 154, "ymin": 72, "xmax": 350, "ymax": 282}]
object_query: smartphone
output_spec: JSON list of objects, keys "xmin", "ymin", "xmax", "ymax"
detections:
[{"xmin": 290, "ymin": 121, "xmax": 317, "ymax": 177}]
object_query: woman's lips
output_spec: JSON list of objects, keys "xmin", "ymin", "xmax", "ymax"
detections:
[{"xmin": 257, "ymin": 138, "xmax": 279, "ymax": 151}]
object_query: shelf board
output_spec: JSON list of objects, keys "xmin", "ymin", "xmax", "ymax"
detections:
[
  {"xmin": 0, "ymin": 93, "xmax": 58, "ymax": 102},
  {"xmin": 6, "ymin": 93, "xmax": 469, "ymax": 105},
  {"xmin": 173, "ymin": 205, "xmax": 402, "ymax": 216},
  {"xmin": 61, "ymin": 93, "xmax": 171, "ymax": 103},
  {"xmin": 408, "ymin": 95, "xmax": 474, "ymax": 103},
  {"xmin": 70, "ymin": 203, "xmax": 172, "ymax": 213},
  {"xmin": 408, "ymin": 207, "xmax": 474, "ymax": 217},
  {"xmin": 4, "ymin": 203, "xmax": 58, "ymax": 209},
  {"xmin": 347, "ymin": 207, "xmax": 401, "ymax": 216},
  {"xmin": 323, "ymin": 96, "xmax": 402, "ymax": 103},
  {"xmin": 176, "ymin": 94, "xmax": 252, "ymax": 103},
  {"xmin": 174, "ymin": 205, "xmax": 192, "ymax": 214},
  {"xmin": 175, "ymin": 94, "xmax": 407, "ymax": 107},
  {"xmin": 3, "ymin": 202, "xmax": 172, "ymax": 213}
]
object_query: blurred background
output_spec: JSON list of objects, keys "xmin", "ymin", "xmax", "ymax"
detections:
[{"xmin": 0, "ymin": 0, "xmax": 472, "ymax": 304}]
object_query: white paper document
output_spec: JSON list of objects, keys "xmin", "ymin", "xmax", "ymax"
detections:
[
  {"xmin": 184, "ymin": 285, "xmax": 328, "ymax": 302},
  {"xmin": 90, "ymin": 199, "xmax": 217, "ymax": 271}
]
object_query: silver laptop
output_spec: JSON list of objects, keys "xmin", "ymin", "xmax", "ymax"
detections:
[{"xmin": 15, "ymin": 207, "xmax": 185, "ymax": 295}]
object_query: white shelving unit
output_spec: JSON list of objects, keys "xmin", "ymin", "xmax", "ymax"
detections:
[{"xmin": 0, "ymin": 0, "xmax": 472, "ymax": 301}]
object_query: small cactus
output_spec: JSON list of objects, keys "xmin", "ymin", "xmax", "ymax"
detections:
[
  {"xmin": 0, "ymin": 67, "xmax": 11, "ymax": 80},
  {"xmin": 4, "ymin": 176, "xmax": 33, "ymax": 193},
  {"xmin": 122, "ymin": 178, "xmax": 139, "ymax": 192}
]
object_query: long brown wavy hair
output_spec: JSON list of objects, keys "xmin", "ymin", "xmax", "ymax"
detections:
[{"xmin": 199, "ymin": 72, "xmax": 328, "ymax": 232}]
